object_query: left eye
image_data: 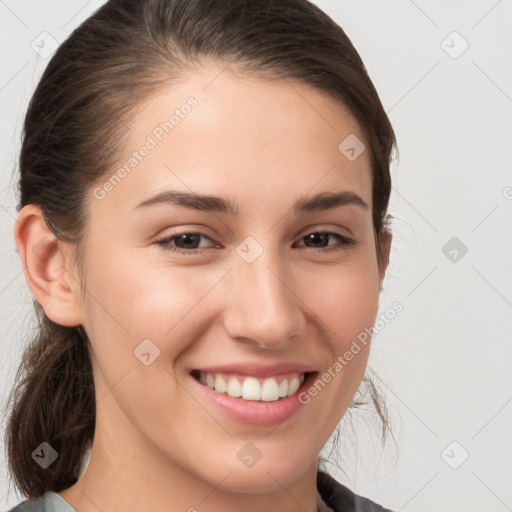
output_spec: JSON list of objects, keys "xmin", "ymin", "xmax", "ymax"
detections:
[
  {"xmin": 154, "ymin": 231, "xmax": 356, "ymax": 255},
  {"xmin": 296, "ymin": 231, "xmax": 356, "ymax": 253}
]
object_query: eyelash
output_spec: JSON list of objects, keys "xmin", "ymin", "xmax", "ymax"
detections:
[{"xmin": 154, "ymin": 230, "xmax": 356, "ymax": 256}]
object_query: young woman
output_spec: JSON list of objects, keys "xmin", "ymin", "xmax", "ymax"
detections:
[{"xmin": 4, "ymin": 1, "xmax": 398, "ymax": 511}]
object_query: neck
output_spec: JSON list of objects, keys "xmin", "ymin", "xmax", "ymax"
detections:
[{"xmin": 58, "ymin": 422, "xmax": 321, "ymax": 512}]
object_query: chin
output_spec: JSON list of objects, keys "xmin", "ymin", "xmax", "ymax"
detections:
[{"xmin": 204, "ymin": 455, "xmax": 312, "ymax": 494}]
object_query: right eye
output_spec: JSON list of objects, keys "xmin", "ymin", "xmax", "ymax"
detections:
[{"xmin": 154, "ymin": 232, "xmax": 218, "ymax": 255}]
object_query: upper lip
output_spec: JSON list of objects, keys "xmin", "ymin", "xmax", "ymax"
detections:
[{"xmin": 190, "ymin": 362, "xmax": 317, "ymax": 378}]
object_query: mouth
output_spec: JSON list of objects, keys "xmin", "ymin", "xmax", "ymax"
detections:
[{"xmin": 190, "ymin": 369, "xmax": 315, "ymax": 402}]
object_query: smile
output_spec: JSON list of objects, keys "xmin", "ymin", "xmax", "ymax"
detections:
[{"xmin": 191, "ymin": 370, "xmax": 308, "ymax": 402}]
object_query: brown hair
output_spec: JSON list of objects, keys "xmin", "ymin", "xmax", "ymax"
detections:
[{"xmin": 4, "ymin": 0, "xmax": 398, "ymax": 500}]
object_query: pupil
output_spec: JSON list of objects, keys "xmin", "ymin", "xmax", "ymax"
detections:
[
  {"xmin": 307, "ymin": 233, "xmax": 328, "ymax": 248},
  {"xmin": 177, "ymin": 233, "xmax": 199, "ymax": 249}
]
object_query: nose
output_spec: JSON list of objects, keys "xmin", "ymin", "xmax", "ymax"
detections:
[{"xmin": 222, "ymin": 243, "xmax": 306, "ymax": 350}]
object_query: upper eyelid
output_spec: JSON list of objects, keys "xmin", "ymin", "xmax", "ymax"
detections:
[{"xmin": 162, "ymin": 222, "xmax": 352, "ymax": 236}]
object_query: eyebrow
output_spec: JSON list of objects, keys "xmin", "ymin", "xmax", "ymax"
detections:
[{"xmin": 131, "ymin": 189, "xmax": 368, "ymax": 215}]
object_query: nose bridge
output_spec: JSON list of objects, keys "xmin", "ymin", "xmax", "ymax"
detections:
[{"xmin": 223, "ymin": 237, "xmax": 304, "ymax": 346}]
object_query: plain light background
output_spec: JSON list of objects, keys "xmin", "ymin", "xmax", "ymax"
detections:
[{"xmin": 0, "ymin": 1, "xmax": 511, "ymax": 511}]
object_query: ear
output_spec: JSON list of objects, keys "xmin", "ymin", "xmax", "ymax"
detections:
[
  {"xmin": 377, "ymin": 229, "xmax": 392, "ymax": 288},
  {"xmin": 14, "ymin": 204, "xmax": 84, "ymax": 327}
]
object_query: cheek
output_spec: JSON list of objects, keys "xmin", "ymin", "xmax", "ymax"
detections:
[
  {"xmin": 291, "ymin": 263, "xmax": 380, "ymax": 438},
  {"xmin": 84, "ymin": 240, "xmax": 380, "ymax": 375},
  {"xmin": 81, "ymin": 252, "xmax": 197, "ymax": 432},
  {"xmin": 84, "ymin": 244, "xmax": 203, "ymax": 336},
  {"xmin": 87, "ymin": 245, "xmax": 380, "ymax": 356},
  {"xmin": 300, "ymin": 261, "xmax": 380, "ymax": 398},
  {"xmin": 303, "ymin": 261, "xmax": 380, "ymax": 342}
]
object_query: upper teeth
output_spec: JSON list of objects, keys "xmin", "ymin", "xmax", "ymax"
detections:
[{"xmin": 198, "ymin": 371, "xmax": 306, "ymax": 402}]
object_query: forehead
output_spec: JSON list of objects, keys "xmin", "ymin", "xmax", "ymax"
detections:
[{"xmin": 89, "ymin": 63, "xmax": 372, "ymax": 219}]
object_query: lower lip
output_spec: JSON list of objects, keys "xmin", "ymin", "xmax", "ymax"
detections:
[{"xmin": 189, "ymin": 371, "xmax": 318, "ymax": 426}]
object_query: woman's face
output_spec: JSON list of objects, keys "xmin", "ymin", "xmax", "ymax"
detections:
[{"xmin": 75, "ymin": 64, "xmax": 390, "ymax": 493}]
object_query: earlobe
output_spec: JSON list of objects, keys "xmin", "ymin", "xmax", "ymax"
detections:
[{"xmin": 14, "ymin": 204, "xmax": 84, "ymax": 327}]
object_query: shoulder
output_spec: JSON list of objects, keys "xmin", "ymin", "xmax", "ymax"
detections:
[
  {"xmin": 5, "ymin": 495, "xmax": 46, "ymax": 512},
  {"xmin": 317, "ymin": 470, "xmax": 395, "ymax": 512},
  {"xmin": 5, "ymin": 492, "xmax": 75, "ymax": 512}
]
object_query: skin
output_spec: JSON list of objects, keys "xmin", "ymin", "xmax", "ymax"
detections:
[{"xmin": 15, "ymin": 63, "xmax": 391, "ymax": 512}]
